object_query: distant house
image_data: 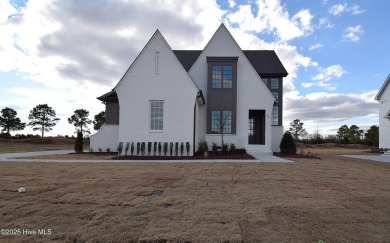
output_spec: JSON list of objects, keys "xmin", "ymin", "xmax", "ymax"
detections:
[
  {"xmin": 90, "ymin": 24, "xmax": 288, "ymax": 155},
  {"xmin": 375, "ymin": 74, "xmax": 390, "ymax": 150}
]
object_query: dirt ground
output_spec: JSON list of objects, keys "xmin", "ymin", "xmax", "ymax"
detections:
[
  {"xmin": 0, "ymin": 138, "xmax": 89, "ymax": 154},
  {"xmin": 1, "ymin": 147, "xmax": 389, "ymax": 242}
]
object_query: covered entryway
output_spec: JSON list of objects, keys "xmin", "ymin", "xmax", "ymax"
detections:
[{"xmin": 248, "ymin": 110, "xmax": 265, "ymax": 145}]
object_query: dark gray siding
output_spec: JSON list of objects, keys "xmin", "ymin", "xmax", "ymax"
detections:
[
  {"xmin": 105, "ymin": 101, "xmax": 119, "ymax": 125},
  {"xmin": 206, "ymin": 57, "xmax": 238, "ymax": 134},
  {"xmin": 261, "ymin": 76, "xmax": 283, "ymax": 126}
]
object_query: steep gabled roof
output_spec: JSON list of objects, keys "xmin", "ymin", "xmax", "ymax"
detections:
[
  {"xmin": 172, "ymin": 50, "xmax": 202, "ymax": 72},
  {"xmin": 173, "ymin": 50, "xmax": 288, "ymax": 76},
  {"xmin": 97, "ymin": 90, "xmax": 118, "ymax": 102},
  {"xmin": 242, "ymin": 50, "xmax": 288, "ymax": 77},
  {"xmin": 375, "ymin": 74, "xmax": 390, "ymax": 100}
]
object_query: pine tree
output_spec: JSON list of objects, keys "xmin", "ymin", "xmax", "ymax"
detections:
[
  {"xmin": 0, "ymin": 107, "xmax": 26, "ymax": 135},
  {"xmin": 280, "ymin": 131, "xmax": 297, "ymax": 154}
]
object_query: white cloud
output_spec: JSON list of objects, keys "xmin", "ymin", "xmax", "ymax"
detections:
[
  {"xmin": 301, "ymin": 82, "xmax": 314, "ymax": 88},
  {"xmin": 226, "ymin": 5, "xmax": 266, "ymax": 34},
  {"xmin": 329, "ymin": 3, "xmax": 365, "ymax": 16},
  {"xmin": 318, "ymin": 17, "xmax": 334, "ymax": 29},
  {"xmin": 227, "ymin": 0, "xmax": 313, "ymax": 41},
  {"xmin": 228, "ymin": 0, "xmax": 236, "ymax": 8},
  {"xmin": 308, "ymin": 43, "xmax": 324, "ymax": 51},
  {"xmin": 329, "ymin": 3, "xmax": 347, "ymax": 16},
  {"xmin": 343, "ymin": 25, "xmax": 364, "ymax": 42},
  {"xmin": 313, "ymin": 65, "xmax": 347, "ymax": 81},
  {"xmin": 284, "ymin": 90, "xmax": 378, "ymax": 127},
  {"xmin": 349, "ymin": 4, "xmax": 365, "ymax": 15},
  {"xmin": 0, "ymin": 0, "xmax": 18, "ymax": 23}
]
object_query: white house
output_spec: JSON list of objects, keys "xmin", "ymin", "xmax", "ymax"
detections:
[
  {"xmin": 375, "ymin": 74, "xmax": 390, "ymax": 151},
  {"xmin": 90, "ymin": 24, "xmax": 288, "ymax": 155}
]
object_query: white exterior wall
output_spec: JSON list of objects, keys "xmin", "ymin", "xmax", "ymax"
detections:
[
  {"xmin": 90, "ymin": 124, "xmax": 119, "ymax": 151},
  {"xmin": 115, "ymin": 31, "xmax": 198, "ymax": 155},
  {"xmin": 271, "ymin": 126, "xmax": 284, "ymax": 152},
  {"xmin": 189, "ymin": 25, "xmax": 275, "ymax": 151},
  {"xmin": 379, "ymin": 86, "xmax": 390, "ymax": 149}
]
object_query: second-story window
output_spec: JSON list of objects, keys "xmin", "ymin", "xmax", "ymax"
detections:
[
  {"xmin": 212, "ymin": 65, "xmax": 233, "ymax": 89},
  {"xmin": 271, "ymin": 78, "xmax": 279, "ymax": 89},
  {"xmin": 272, "ymin": 91, "xmax": 279, "ymax": 103}
]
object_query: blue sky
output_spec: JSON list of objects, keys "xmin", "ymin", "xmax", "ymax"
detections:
[{"xmin": 0, "ymin": 0, "xmax": 389, "ymax": 136}]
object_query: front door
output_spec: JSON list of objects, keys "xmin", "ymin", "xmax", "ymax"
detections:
[{"xmin": 248, "ymin": 110, "xmax": 265, "ymax": 145}]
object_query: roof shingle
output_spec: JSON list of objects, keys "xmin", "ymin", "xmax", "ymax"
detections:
[{"xmin": 173, "ymin": 50, "xmax": 288, "ymax": 76}]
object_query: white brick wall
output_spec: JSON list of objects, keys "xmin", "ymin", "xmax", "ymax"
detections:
[
  {"xmin": 90, "ymin": 124, "xmax": 119, "ymax": 151},
  {"xmin": 115, "ymin": 31, "xmax": 199, "ymax": 155},
  {"xmin": 379, "ymin": 86, "xmax": 390, "ymax": 149}
]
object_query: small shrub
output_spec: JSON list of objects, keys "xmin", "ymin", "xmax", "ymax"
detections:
[
  {"xmin": 125, "ymin": 142, "xmax": 130, "ymax": 156},
  {"xmin": 229, "ymin": 143, "xmax": 236, "ymax": 153},
  {"xmin": 163, "ymin": 142, "xmax": 168, "ymax": 156},
  {"xmin": 98, "ymin": 147, "xmax": 102, "ymax": 152},
  {"xmin": 280, "ymin": 131, "xmax": 297, "ymax": 154},
  {"xmin": 141, "ymin": 142, "xmax": 145, "ymax": 156},
  {"xmin": 136, "ymin": 142, "xmax": 140, "ymax": 156},
  {"xmin": 212, "ymin": 142, "xmax": 218, "ymax": 153},
  {"xmin": 131, "ymin": 142, "xmax": 134, "ymax": 156},
  {"xmin": 175, "ymin": 142, "xmax": 179, "ymax": 156},
  {"xmin": 186, "ymin": 142, "xmax": 190, "ymax": 156},
  {"xmin": 89, "ymin": 148, "xmax": 93, "ymax": 153},
  {"xmin": 197, "ymin": 140, "xmax": 208, "ymax": 153},
  {"xmin": 153, "ymin": 142, "xmax": 157, "ymax": 155},
  {"xmin": 169, "ymin": 142, "xmax": 173, "ymax": 156},
  {"xmin": 222, "ymin": 143, "xmax": 229, "ymax": 154},
  {"xmin": 147, "ymin": 142, "xmax": 152, "ymax": 156},
  {"xmin": 106, "ymin": 147, "xmax": 111, "ymax": 153},
  {"xmin": 117, "ymin": 142, "xmax": 123, "ymax": 156},
  {"xmin": 158, "ymin": 142, "xmax": 162, "ymax": 156},
  {"xmin": 180, "ymin": 142, "xmax": 184, "ymax": 156},
  {"xmin": 74, "ymin": 132, "xmax": 83, "ymax": 153}
]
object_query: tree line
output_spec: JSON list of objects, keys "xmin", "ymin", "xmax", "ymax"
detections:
[
  {"xmin": 0, "ymin": 105, "xmax": 106, "ymax": 138},
  {"xmin": 288, "ymin": 119, "xmax": 379, "ymax": 146},
  {"xmin": 0, "ymin": 106, "xmax": 381, "ymax": 147}
]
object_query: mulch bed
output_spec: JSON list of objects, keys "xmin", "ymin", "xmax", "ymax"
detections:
[{"xmin": 113, "ymin": 150, "xmax": 255, "ymax": 160}]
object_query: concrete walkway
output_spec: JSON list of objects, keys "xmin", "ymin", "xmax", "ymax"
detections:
[
  {"xmin": 248, "ymin": 152, "xmax": 293, "ymax": 163},
  {"xmin": 0, "ymin": 150, "xmax": 293, "ymax": 163},
  {"xmin": 0, "ymin": 150, "xmax": 73, "ymax": 160},
  {"xmin": 341, "ymin": 154, "xmax": 390, "ymax": 163}
]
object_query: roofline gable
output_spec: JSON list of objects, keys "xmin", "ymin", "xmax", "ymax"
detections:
[
  {"xmin": 375, "ymin": 74, "xmax": 390, "ymax": 100},
  {"xmin": 189, "ymin": 23, "xmax": 276, "ymax": 102},
  {"xmin": 113, "ymin": 29, "xmax": 200, "ymax": 93}
]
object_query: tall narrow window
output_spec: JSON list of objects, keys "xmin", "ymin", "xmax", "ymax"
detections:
[
  {"xmin": 272, "ymin": 91, "xmax": 279, "ymax": 103},
  {"xmin": 211, "ymin": 110, "xmax": 232, "ymax": 134},
  {"xmin": 271, "ymin": 78, "xmax": 279, "ymax": 89},
  {"xmin": 155, "ymin": 51, "xmax": 159, "ymax": 74},
  {"xmin": 211, "ymin": 110, "xmax": 220, "ymax": 133},
  {"xmin": 211, "ymin": 66, "xmax": 222, "ymax": 88},
  {"xmin": 222, "ymin": 110, "xmax": 232, "ymax": 133},
  {"xmin": 223, "ymin": 66, "xmax": 232, "ymax": 88},
  {"xmin": 150, "ymin": 101, "xmax": 163, "ymax": 131},
  {"xmin": 211, "ymin": 65, "xmax": 233, "ymax": 89},
  {"xmin": 262, "ymin": 78, "xmax": 268, "ymax": 86},
  {"xmin": 272, "ymin": 105, "xmax": 278, "ymax": 125}
]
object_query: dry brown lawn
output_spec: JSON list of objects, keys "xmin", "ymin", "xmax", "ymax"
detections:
[{"xmin": 1, "ymin": 147, "xmax": 390, "ymax": 242}]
